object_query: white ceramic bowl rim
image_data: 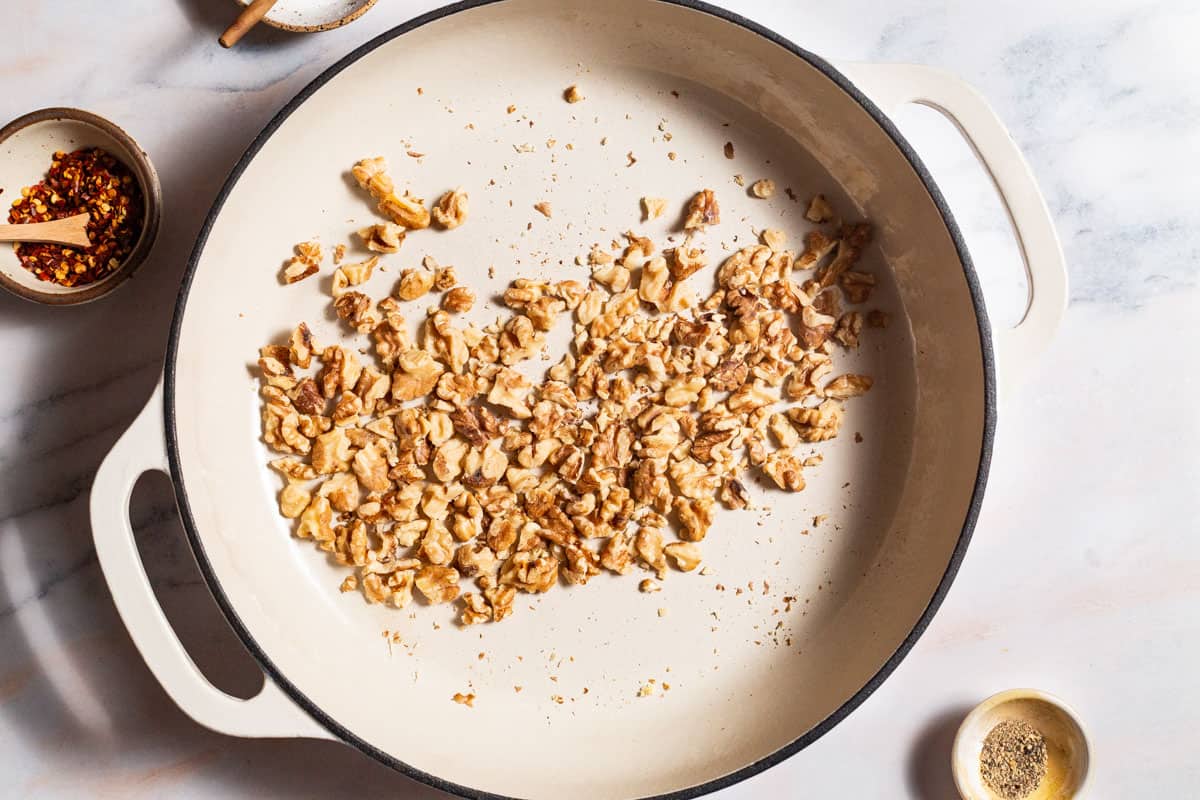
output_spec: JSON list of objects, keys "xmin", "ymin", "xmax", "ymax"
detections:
[{"xmin": 161, "ymin": 2, "xmax": 997, "ymax": 798}]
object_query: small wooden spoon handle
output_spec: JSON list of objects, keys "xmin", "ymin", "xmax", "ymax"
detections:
[
  {"xmin": 0, "ymin": 213, "xmax": 91, "ymax": 248},
  {"xmin": 219, "ymin": 0, "xmax": 279, "ymax": 48}
]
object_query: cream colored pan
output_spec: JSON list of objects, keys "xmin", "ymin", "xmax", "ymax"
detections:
[{"xmin": 91, "ymin": 1, "xmax": 1066, "ymax": 797}]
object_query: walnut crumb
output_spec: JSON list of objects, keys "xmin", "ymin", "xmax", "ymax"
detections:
[
  {"xmin": 452, "ymin": 692, "xmax": 476, "ymax": 707},
  {"xmin": 564, "ymin": 85, "xmax": 584, "ymax": 103},
  {"xmin": 534, "ymin": 201, "xmax": 552, "ymax": 218},
  {"xmin": 751, "ymin": 179, "xmax": 776, "ymax": 199}
]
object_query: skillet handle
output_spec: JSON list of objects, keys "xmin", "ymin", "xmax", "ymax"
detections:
[
  {"xmin": 835, "ymin": 61, "xmax": 1068, "ymax": 399},
  {"xmin": 90, "ymin": 380, "xmax": 332, "ymax": 740}
]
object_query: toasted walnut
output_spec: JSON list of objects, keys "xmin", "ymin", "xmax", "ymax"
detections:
[
  {"xmin": 484, "ymin": 585, "xmax": 516, "ymax": 621},
  {"xmin": 599, "ymin": 531, "xmax": 635, "ymax": 575},
  {"xmin": 708, "ymin": 359, "xmax": 749, "ymax": 392},
  {"xmin": 392, "ymin": 350, "xmax": 443, "ymax": 401},
  {"xmin": 280, "ymin": 241, "xmax": 322, "ymax": 284},
  {"xmin": 381, "ymin": 192, "xmax": 431, "ymax": 230},
  {"xmin": 592, "ymin": 262, "xmax": 631, "ymax": 292},
  {"xmin": 533, "ymin": 201, "xmax": 552, "ymax": 218},
  {"xmin": 825, "ymin": 374, "xmax": 873, "ymax": 399},
  {"xmin": 787, "ymin": 399, "xmax": 844, "ymax": 442},
  {"xmin": 334, "ymin": 292, "xmax": 378, "ymax": 334},
  {"xmin": 798, "ymin": 305, "xmax": 837, "ymax": 350},
  {"xmin": 351, "ymin": 157, "xmax": 393, "ymax": 196},
  {"xmin": 358, "ymin": 223, "xmax": 406, "ymax": 253},
  {"xmin": 806, "ymin": 193, "xmax": 835, "ymax": 222},
  {"xmin": 279, "ymin": 482, "xmax": 311, "ymax": 519},
  {"xmin": 295, "ymin": 496, "xmax": 334, "ymax": 543},
  {"xmin": 432, "ymin": 188, "xmax": 468, "ymax": 229},
  {"xmin": 832, "ymin": 311, "xmax": 864, "ymax": 349},
  {"xmin": 455, "ymin": 542, "xmax": 498, "ymax": 578},
  {"xmin": 664, "ymin": 541, "xmax": 702, "ymax": 572},
  {"xmin": 641, "ymin": 196, "xmax": 667, "ymax": 221},
  {"xmin": 289, "ymin": 322, "xmax": 315, "ymax": 368},
  {"xmin": 719, "ymin": 477, "xmax": 750, "ymax": 509},
  {"xmin": 674, "ymin": 496, "xmax": 713, "ymax": 541},
  {"xmin": 750, "ymin": 179, "xmax": 776, "ymax": 199},
  {"xmin": 442, "ymin": 286, "xmax": 475, "ymax": 313},
  {"xmin": 488, "ymin": 367, "xmax": 532, "ymax": 419},
  {"xmin": 796, "ymin": 230, "xmax": 838, "ymax": 271},
  {"xmin": 639, "ymin": 578, "xmax": 661, "ymax": 593},
  {"xmin": 635, "ymin": 525, "xmax": 667, "ymax": 578},
  {"xmin": 840, "ymin": 271, "xmax": 875, "ymax": 304},
  {"xmin": 339, "ymin": 255, "xmax": 378, "ymax": 288},
  {"xmin": 564, "ymin": 84, "xmax": 584, "ymax": 103},
  {"xmin": 460, "ymin": 592, "xmax": 491, "ymax": 625},
  {"xmin": 415, "ymin": 565, "xmax": 461, "ymax": 604},
  {"xmin": 761, "ymin": 228, "xmax": 788, "ymax": 251},
  {"xmin": 311, "ymin": 428, "xmax": 351, "ymax": 474},
  {"xmin": 669, "ymin": 245, "xmax": 707, "ymax": 281},
  {"xmin": 396, "ymin": 268, "xmax": 435, "ymax": 301},
  {"xmin": 500, "ymin": 548, "xmax": 559, "ymax": 593},
  {"xmin": 638, "ymin": 256, "xmax": 670, "ymax": 307},
  {"xmin": 763, "ymin": 450, "xmax": 806, "ymax": 491},
  {"xmin": 684, "ymin": 189, "xmax": 719, "ymax": 230}
]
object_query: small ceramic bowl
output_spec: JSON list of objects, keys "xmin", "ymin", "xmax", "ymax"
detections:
[
  {"xmin": 233, "ymin": 0, "xmax": 377, "ymax": 33},
  {"xmin": 0, "ymin": 108, "xmax": 161, "ymax": 306},
  {"xmin": 953, "ymin": 689, "xmax": 1090, "ymax": 800}
]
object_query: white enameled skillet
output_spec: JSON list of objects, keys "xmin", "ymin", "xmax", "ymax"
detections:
[{"xmin": 92, "ymin": 2, "xmax": 1066, "ymax": 798}]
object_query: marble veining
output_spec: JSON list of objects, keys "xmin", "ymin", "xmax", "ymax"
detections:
[{"xmin": 0, "ymin": 1, "xmax": 1196, "ymax": 797}]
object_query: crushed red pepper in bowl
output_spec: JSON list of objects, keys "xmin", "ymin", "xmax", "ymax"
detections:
[{"xmin": 7, "ymin": 148, "xmax": 145, "ymax": 287}]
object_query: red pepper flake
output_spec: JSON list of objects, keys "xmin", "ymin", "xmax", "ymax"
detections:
[{"xmin": 7, "ymin": 148, "xmax": 144, "ymax": 287}]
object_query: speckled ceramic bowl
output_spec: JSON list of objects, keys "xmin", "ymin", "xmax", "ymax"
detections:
[
  {"xmin": 233, "ymin": 0, "xmax": 377, "ymax": 33},
  {"xmin": 0, "ymin": 108, "xmax": 161, "ymax": 306},
  {"xmin": 953, "ymin": 689, "xmax": 1091, "ymax": 800}
]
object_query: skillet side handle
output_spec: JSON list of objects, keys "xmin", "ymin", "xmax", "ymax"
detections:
[
  {"xmin": 835, "ymin": 61, "xmax": 1068, "ymax": 399},
  {"xmin": 90, "ymin": 380, "xmax": 332, "ymax": 740}
]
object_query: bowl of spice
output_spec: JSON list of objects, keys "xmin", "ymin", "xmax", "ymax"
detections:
[
  {"xmin": 953, "ymin": 689, "xmax": 1090, "ymax": 800},
  {"xmin": 0, "ymin": 107, "xmax": 161, "ymax": 305}
]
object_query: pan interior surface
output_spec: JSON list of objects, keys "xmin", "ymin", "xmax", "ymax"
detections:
[{"xmin": 170, "ymin": 1, "xmax": 987, "ymax": 797}]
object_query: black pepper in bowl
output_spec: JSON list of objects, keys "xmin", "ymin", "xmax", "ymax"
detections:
[{"xmin": 980, "ymin": 719, "xmax": 1048, "ymax": 800}]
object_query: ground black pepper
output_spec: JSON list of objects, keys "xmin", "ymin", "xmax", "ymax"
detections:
[
  {"xmin": 980, "ymin": 719, "xmax": 1048, "ymax": 800},
  {"xmin": 7, "ymin": 148, "xmax": 144, "ymax": 287}
]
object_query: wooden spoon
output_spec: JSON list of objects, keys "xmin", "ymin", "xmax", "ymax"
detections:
[
  {"xmin": 0, "ymin": 212, "xmax": 91, "ymax": 248},
  {"xmin": 220, "ymin": 0, "xmax": 280, "ymax": 48}
]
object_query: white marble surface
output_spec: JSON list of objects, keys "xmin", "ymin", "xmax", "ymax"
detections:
[{"xmin": 1, "ymin": 0, "xmax": 1196, "ymax": 797}]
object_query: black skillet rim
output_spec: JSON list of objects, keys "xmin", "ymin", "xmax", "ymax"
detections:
[{"xmin": 162, "ymin": 2, "xmax": 997, "ymax": 797}]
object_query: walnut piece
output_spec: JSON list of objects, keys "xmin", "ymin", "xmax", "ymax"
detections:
[
  {"xmin": 432, "ymin": 189, "xmax": 468, "ymax": 229},
  {"xmin": 684, "ymin": 189, "xmax": 720, "ymax": 230},
  {"xmin": 750, "ymin": 179, "xmax": 776, "ymax": 199}
]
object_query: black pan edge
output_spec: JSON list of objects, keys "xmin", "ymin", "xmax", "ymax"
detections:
[{"xmin": 162, "ymin": 1, "xmax": 997, "ymax": 798}]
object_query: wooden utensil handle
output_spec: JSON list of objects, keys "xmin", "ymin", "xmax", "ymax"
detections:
[
  {"xmin": 219, "ymin": 0, "xmax": 279, "ymax": 48},
  {"xmin": 0, "ymin": 213, "xmax": 91, "ymax": 248}
]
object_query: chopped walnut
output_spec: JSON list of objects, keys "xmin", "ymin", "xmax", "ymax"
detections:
[
  {"xmin": 280, "ymin": 241, "xmax": 322, "ymax": 284},
  {"xmin": 396, "ymin": 268, "xmax": 435, "ymax": 301},
  {"xmin": 533, "ymin": 201, "xmax": 552, "ymax": 218},
  {"xmin": 664, "ymin": 541, "xmax": 702, "ymax": 572},
  {"xmin": 684, "ymin": 189, "xmax": 719, "ymax": 230},
  {"xmin": 415, "ymin": 565, "xmax": 461, "ymax": 604},
  {"xmin": 260, "ymin": 175, "xmax": 878, "ymax": 627},
  {"xmin": 432, "ymin": 189, "xmax": 468, "ymax": 229},
  {"xmin": 358, "ymin": 223, "xmax": 406, "ymax": 254},
  {"xmin": 564, "ymin": 84, "xmax": 584, "ymax": 103},
  {"xmin": 824, "ymin": 374, "xmax": 874, "ymax": 399},
  {"xmin": 442, "ymin": 286, "xmax": 475, "ymax": 313},
  {"xmin": 750, "ymin": 179, "xmax": 775, "ymax": 199},
  {"xmin": 805, "ymin": 193, "xmax": 835, "ymax": 223},
  {"xmin": 642, "ymin": 196, "xmax": 667, "ymax": 221}
]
